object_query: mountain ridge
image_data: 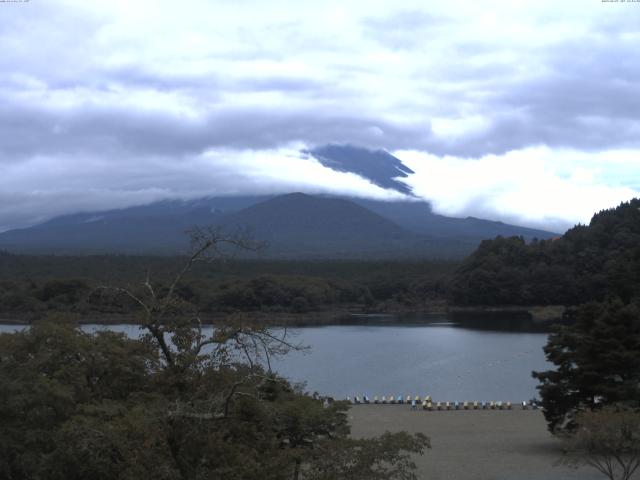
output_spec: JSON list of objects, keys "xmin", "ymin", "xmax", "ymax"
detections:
[{"xmin": 0, "ymin": 192, "xmax": 557, "ymax": 258}]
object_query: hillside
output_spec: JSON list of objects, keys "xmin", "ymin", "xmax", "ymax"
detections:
[
  {"xmin": 0, "ymin": 193, "xmax": 556, "ymax": 259},
  {"xmin": 450, "ymin": 198, "xmax": 640, "ymax": 306},
  {"xmin": 220, "ymin": 193, "xmax": 426, "ymax": 257},
  {"xmin": 0, "ymin": 197, "xmax": 266, "ymax": 255}
]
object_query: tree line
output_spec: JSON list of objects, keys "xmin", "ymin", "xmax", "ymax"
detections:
[{"xmin": 0, "ymin": 255, "xmax": 454, "ymax": 320}]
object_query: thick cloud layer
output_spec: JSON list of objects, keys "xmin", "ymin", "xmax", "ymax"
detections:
[{"xmin": 1, "ymin": 0, "xmax": 639, "ymax": 231}]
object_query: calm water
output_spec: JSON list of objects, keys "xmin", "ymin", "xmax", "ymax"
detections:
[
  {"xmin": 0, "ymin": 320, "xmax": 551, "ymax": 402},
  {"xmin": 269, "ymin": 324, "xmax": 550, "ymax": 402}
]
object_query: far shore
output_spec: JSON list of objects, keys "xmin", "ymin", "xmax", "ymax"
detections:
[
  {"xmin": 348, "ymin": 405, "xmax": 605, "ymax": 480},
  {"xmin": 0, "ymin": 304, "xmax": 567, "ymax": 328}
]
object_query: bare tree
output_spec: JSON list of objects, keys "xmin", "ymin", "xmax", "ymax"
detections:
[
  {"xmin": 96, "ymin": 226, "xmax": 309, "ymax": 425},
  {"xmin": 562, "ymin": 406, "xmax": 640, "ymax": 480},
  {"xmin": 100, "ymin": 226, "xmax": 299, "ymax": 371}
]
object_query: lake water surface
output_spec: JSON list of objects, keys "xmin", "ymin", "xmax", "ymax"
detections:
[{"xmin": 0, "ymin": 318, "xmax": 551, "ymax": 402}]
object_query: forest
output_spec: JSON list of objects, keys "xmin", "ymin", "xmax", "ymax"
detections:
[
  {"xmin": 450, "ymin": 199, "xmax": 640, "ymax": 307},
  {"xmin": 0, "ymin": 254, "xmax": 454, "ymax": 323}
]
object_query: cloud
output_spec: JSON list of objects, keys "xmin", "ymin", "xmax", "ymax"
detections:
[
  {"xmin": 0, "ymin": 145, "xmax": 405, "ymax": 232},
  {"xmin": 397, "ymin": 147, "xmax": 640, "ymax": 232},
  {"xmin": 0, "ymin": 0, "xmax": 639, "ymax": 232}
]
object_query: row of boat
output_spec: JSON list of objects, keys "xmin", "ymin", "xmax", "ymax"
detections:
[{"xmin": 347, "ymin": 395, "xmax": 541, "ymax": 410}]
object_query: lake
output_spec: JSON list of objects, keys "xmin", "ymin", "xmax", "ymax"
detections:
[{"xmin": 0, "ymin": 318, "xmax": 551, "ymax": 402}]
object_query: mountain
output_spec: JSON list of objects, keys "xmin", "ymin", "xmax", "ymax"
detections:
[
  {"xmin": 307, "ymin": 144, "xmax": 414, "ymax": 195},
  {"xmin": 0, "ymin": 193, "xmax": 557, "ymax": 258},
  {"xmin": 219, "ymin": 193, "xmax": 422, "ymax": 257},
  {"xmin": 0, "ymin": 143, "xmax": 559, "ymax": 257},
  {"xmin": 0, "ymin": 197, "xmax": 268, "ymax": 255}
]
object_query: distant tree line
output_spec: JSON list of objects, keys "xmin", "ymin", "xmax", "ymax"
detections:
[{"xmin": 0, "ymin": 255, "xmax": 455, "ymax": 319}]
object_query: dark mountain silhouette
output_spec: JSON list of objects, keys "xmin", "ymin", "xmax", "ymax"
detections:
[
  {"xmin": 0, "ymin": 197, "xmax": 268, "ymax": 255},
  {"xmin": 307, "ymin": 144, "xmax": 414, "ymax": 195},
  {"xmin": 219, "ymin": 193, "xmax": 423, "ymax": 257},
  {"xmin": 0, "ymin": 193, "xmax": 557, "ymax": 258}
]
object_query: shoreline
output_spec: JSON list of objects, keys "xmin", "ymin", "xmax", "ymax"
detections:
[{"xmin": 0, "ymin": 304, "xmax": 566, "ymax": 328}]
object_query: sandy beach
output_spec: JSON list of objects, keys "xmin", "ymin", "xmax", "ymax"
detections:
[{"xmin": 348, "ymin": 405, "xmax": 621, "ymax": 480}]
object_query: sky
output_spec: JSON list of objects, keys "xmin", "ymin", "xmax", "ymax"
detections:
[{"xmin": 1, "ymin": 0, "xmax": 639, "ymax": 233}]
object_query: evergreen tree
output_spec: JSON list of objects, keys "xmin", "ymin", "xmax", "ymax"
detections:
[{"xmin": 532, "ymin": 299, "xmax": 640, "ymax": 432}]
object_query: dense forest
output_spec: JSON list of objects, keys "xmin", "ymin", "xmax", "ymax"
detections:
[
  {"xmin": 0, "ymin": 254, "xmax": 455, "ymax": 322},
  {"xmin": 450, "ymin": 199, "xmax": 640, "ymax": 307}
]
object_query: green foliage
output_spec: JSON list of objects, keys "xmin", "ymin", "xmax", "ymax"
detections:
[
  {"xmin": 451, "ymin": 198, "xmax": 640, "ymax": 306},
  {"xmin": 532, "ymin": 300, "xmax": 640, "ymax": 433},
  {"xmin": 0, "ymin": 256, "xmax": 456, "ymax": 318},
  {"xmin": 34, "ymin": 279, "xmax": 90, "ymax": 304},
  {"xmin": 0, "ymin": 321, "xmax": 430, "ymax": 480},
  {"xmin": 0, "ymin": 321, "xmax": 158, "ymax": 479},
  {"xmin": 207, "ymin": 275, "xmax": 366, "ymax": 312}
]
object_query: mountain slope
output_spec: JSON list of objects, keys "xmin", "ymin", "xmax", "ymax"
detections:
[
  {"xmin": 0, "ymin": 193, "xmax": 557, "ymax": 258},
  {"xmin": 0, "ymin": 197, "xmax": 267, "ymax": 254},
  {"xmin": 220, "ymin": 193, "xmax": 420, "ymax": 257},
  {"xmin": 225, "ymin": 193, "xmax": 405, "ymax": 240},
  {"xmin": 308, "ymin": 144, "xmax": 414, "ymax": 195}
]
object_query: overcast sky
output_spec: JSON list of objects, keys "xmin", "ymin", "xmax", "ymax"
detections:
[{"xmin": 1, "ymin": 0, "xmax": 639, "ymax": 232}]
